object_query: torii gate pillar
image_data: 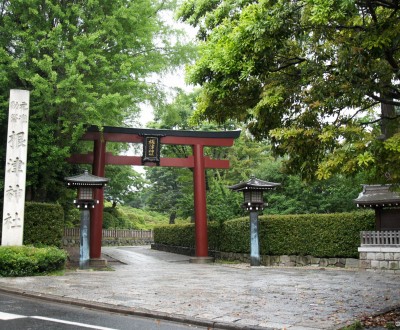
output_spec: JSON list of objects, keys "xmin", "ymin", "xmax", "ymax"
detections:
[
  {"xmin": 192, "ymin": 144, "xmax": 209, "ymax": 261},
  {"xmin": 91, "ymin": 137, "xmax": 106, "ymax": 259}
]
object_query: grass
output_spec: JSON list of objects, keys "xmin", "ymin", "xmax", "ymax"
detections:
[
  {"xmin": 340, "ymin": 321, "xmax": 363, "ymax": 330},
  {"xmin": 215, "ymin": 259, "xmax": 243, "ymax": 264},
  {"xmin": 103, "ymin": 203, "xmax": 191, "ymax": 230}
]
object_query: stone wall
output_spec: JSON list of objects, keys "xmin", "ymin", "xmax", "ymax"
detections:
[
  {"xmin": 216, "ymin": 251, "xmax": 359, "ymax": 268},
  {"xmin": 151, "ymin": 243, "xmax": 194, "ymax": 256},
  {"xmin": 151, "ymin": 243, "xmax": 359, "ymax": 269},
  {"xmin": 358, "ymin": 246, "xmax": 400, "ymax": 273}
]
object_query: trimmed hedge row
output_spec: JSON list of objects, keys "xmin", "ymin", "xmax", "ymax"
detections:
[
  {"xmin": 154, "ymin": 211, "xmax": 375, "ymax": 258},
  {"xmin": 154, "ymin": 221, "xmax": 224, "ymax": 249},
  {"xmin": 0, "ymin": 246, "xmax": 68, "ymax": 277},
  {"xmin": 0, "ymin": 202, "xmax": 64, "ymax": 247},
  {"xmin": 154, "ymin": 223, "xmax": 196, "ymax": 248}
]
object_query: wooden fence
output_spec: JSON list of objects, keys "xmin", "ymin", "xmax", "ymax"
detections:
[
  {"xmin": 360, "ymin": 230, "xmax": 400, "ymax": 246},
  {"xmin": 64, "ymin": 228, "xmax": 153, "ymax": 239}
]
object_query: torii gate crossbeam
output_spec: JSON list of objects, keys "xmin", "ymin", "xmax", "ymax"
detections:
[{"xmin": 68, "ymin": 126, "xmax": 240, "ymax": 262}]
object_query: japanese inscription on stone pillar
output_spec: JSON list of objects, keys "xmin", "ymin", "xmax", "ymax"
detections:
[{"xmin": 2, "ymin": 90, "xmax": 30, "ymax": 246}]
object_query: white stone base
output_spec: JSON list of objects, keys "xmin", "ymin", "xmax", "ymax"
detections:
[{"xmin": 358, "ymin": 246, "xmax": 400, "ymax": 271}]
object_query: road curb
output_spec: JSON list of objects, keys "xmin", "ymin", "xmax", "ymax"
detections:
[{"xmin": 0, "ymin": 285, "xmax": 269, "ymax": 330}]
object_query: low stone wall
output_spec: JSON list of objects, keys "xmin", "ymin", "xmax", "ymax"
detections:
[
  {"xmin": 63, "ymin": 237, "xmax": 153, "ymax": 247},
  {"xmin": 358, "ymin": 246, "xmax": 400, "ymax": 273},
  {"xmin": 151, "ymin": 243, "xmax": 359, "ymax": 269},
  {"xmin": 151, "ymin": 243, "xmax": 195, "ymax": 256},
  {"xmin": 217, "ymin": 251, "xmax": 359, "ymax": 268}
]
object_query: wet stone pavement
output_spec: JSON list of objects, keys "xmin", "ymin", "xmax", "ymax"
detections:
[{"xmin": 0, "ymin": 246, "xmax": 399, "ymax": 329}]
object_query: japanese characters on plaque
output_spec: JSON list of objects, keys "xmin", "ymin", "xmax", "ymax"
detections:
[
  {"xmin": 2, "ymin": 90, "xmax": 30, "ymax": 246},
  {"xmin": 142, "ymin": 136, "xmax": 161, "ymax": 165}
]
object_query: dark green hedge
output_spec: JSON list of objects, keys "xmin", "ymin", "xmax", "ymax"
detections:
[
  {"xmin": 154, "ymin": 211, "xmax": 375, "ymax": 258},
  {"xmin": 0, "ymin": 246, "xmax": 67, "ymax": 277},
  {"xmin": 154, "ymin": 224, "xmax": 196, "ymax": 248},
  {"xmin": 0, "ymin": 202, "xmax": 64, "ymax": 247},
  {"xmin": 154, "ymin": 222, "xmax": 223, "ymax": 250},
  {"xmin": 261, "ymin": 212, "xmax": 374, "ymax": 258}
]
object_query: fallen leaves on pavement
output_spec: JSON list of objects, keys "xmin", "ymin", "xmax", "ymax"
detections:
[{"xmin": 360, "ymin": 308, "xmax": 400, "ymax": 328}]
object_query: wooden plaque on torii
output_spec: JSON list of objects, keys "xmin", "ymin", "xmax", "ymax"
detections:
[{"xmin": 68, "ymin": 125, "xmax": 241, "ymax": 260}]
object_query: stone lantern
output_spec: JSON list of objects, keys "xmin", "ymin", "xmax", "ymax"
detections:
[
  {"xmin": 65, "ymin": 170, "xmax": 109, "ymax": 268},
  {"xmin": 229, "ymin": 176, "xmax": 280, "ymax": 266},
  {"xmin": 65, "ymin": 170, "xmax": 109, "ymax": 208}
]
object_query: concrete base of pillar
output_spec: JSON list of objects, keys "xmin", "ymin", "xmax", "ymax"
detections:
[
  {"xmin": 79, "ymin": 260, "xmax": 90, "ymax": 270},
  {"xmin": 89, "ymin": 258, "xmax": 108, "ymax": 268},
  {"xmin": 189, "ymin": 256, "xmax": 214, "ymax": 264}
]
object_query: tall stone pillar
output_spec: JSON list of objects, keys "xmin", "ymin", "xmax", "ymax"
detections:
[{"xmin": 2, "ymin": 90, "xmax": 30, "ymax": 246}]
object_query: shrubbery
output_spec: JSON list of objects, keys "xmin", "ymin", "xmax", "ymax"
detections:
[
  {"xmin": 103, "ymin": 206, "xmax": 171, "ymax": 229},
  {"xmin": 0, "ymin": 202, "xmax": 67, "ymax": 276},
  {"xmin": 154, "ymin": 223, "xmax": 196, "ymax": 247},
  {"xmin": 0, "ymin": 246, "xmax": 68, "ymax": 277},
  {"xmin": 154, "ymin": 211, "xmax": 375, "ymax": 258},
  {"xmin": 0, "ymin": 202, "xmax": 64, "ymax": 247},
  {"xmin": 103, "ymin": 207, "xmax": 131, "ymax": 229},
  {"xmin": 23, "ymin": 202, "xmax": 65, "ymax": 247}
]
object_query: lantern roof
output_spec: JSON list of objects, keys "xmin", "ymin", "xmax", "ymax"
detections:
[
  {"xmin": 354, "ymin": 184, "xmax": 400, "ymax": 208},
  {"xmin": 228, "ymin": 176, "xmax": 281, "ymax": 192},
  {"xmin": 65, "ymin": 170, "xmax": 109, "ymax": 188}
]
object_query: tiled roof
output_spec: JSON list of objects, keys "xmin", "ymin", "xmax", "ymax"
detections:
[
  {"xmin": 354, "ymin": 184, "xmax": 400, "ymax": 207},
  {"xmin": 229, "ymin": 176, "xmax": 281, "ymax": 192},
  {"xmin": 65, "ymin": 170, "xmax": 109, "ymax": 187}
]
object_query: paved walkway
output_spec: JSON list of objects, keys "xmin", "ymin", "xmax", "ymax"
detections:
[{"xmin": 0, "ymin": 246, "xmax": 399, "ymax": 329}]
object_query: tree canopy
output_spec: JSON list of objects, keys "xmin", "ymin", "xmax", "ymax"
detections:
[
  {"xmin": 0, "ymin": 0, "xmax": 194, "ymax": 200},
  {"xmin": 140, "ymin": 89, "xmax": 362, "ymax": 221},
  {"xmin": 178, "ymin": 0, "xmax": 400, "ymax": 182}
]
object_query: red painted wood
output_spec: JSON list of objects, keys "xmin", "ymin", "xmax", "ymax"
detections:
[
  {"xmin": 205, "ymin": 158, "xmax": 230, "ymax": 169},
  {"xmin": 103, "ymin": 132, "xmax": 143, "ymax": 143},
  {"xmin": 105, "ymin": 154, "xmax": 143, "ymax": 166},
  {"xmin": 80, "ymin": 131, "xmax": 235, "ymax": 147},
  {"xmin": 67, "ymin": 153, "xmax": 94, "ymax": 164},
  {"xmin": 161, "ymin": 136, "xmax": 235, "ymax": 147},
  {"xmin": 69, "ymin": 127, "xmax": 240, "ymax": 260},
  {"xmin": 193, "ymin": 144, "xmax": 209, "ymax": 257},
  {"xmin": 159, "ymin": 157, "xmax": 193, "ymax": 167},
  {"xmin": 90, "ymin": 138, "xmax": 106, "ymax": 259},
  {"xmin": 69, "ymin": 153, "xmax": 230, "ymax": 169}
]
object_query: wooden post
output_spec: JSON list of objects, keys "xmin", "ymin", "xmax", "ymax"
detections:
[
  {"xmin": 90, "ymin": 137, "xmax": 106, "ymax": 259},
  {"xmin": 68, "ymin": 126, "xmax": 240, "ymax": 263},
  {"xmin": 192, "ymin": 144, "xmax": 212, "ymax": 261}
]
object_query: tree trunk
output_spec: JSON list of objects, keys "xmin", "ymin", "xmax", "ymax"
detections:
[
  {"xmin": 169, "ymin": 211, "xmax": 176, "ymax": 224},
  {"xmin": 380, "ymin": 101, "xmax": 398, "ymax": 140}
]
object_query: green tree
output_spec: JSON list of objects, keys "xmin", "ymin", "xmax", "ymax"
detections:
[
  {"xmin": 153, "ymin": 88, "xmax": 198, "ymax": 130},
  {"xmin": 224, "ymin": 132, "xmax": 273, "ymax": 184},
  {"xmin": 145, "ymin": 166, "xmax": 189, "ymax": 217},
  {"xmin": 145, "ymin": 89, "xmax": 241, "ymax": 221},
  {"xmin": 0, "ymin": 0, "xmax": 194, "ymax": 201},
  {"xmin": 104, "ymin": 165, "xmax": 145, "ymax": 208},
  {"xmin": 145, "ymin": 92, "xmax": 194, "ymax": 218},
  {"xmin": 178, "ymin": 0, "xmax": 400, "ymax": 182},
  {"xmin": 255, "ymin": 158, "xmax": 366, "ymax": 214},
  {"xmin": 148, "ymin": 88, "xmax": 367, "ymax": 216}
]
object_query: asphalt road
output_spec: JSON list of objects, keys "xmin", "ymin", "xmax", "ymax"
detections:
[
  {"xmin": 1, "ymin": 246, "xmax": 400, "ymax": 329},
  {"xmin": 0, "ymin": 291, "xmax": 208, "ymax": 330}
]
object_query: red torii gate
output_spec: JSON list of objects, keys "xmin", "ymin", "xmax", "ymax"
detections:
[{"xmin": 68, "ymin": 126, "xmax": 240, "ymax": 263}]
